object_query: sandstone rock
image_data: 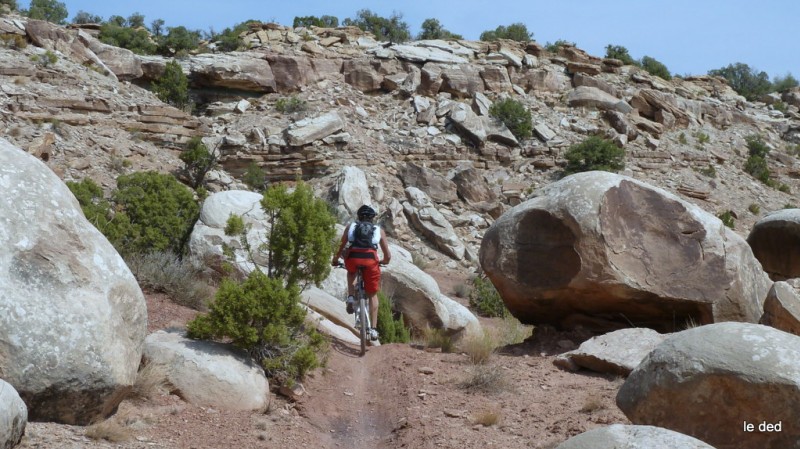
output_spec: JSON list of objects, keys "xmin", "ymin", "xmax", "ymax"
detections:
[
  {"xmin": 187, "ymin": 190, "xmax": 268, "ymax": 276},
  {"xmin": 304, "ymin": 306, "xmax": 359, "ymax": 345},
  {"xmin": 0, "ymin": 379, "xmax": 27, "ymax": 449},
  {"xmin": 479, "ymin": 171, "xmax": 772, "ymax": 332},
  {"xmin": 403, "ymin": 187, "xmax": 465, "ymax": 260},
  {"xmin": 343, "ymin": 58, "xmax": 383, "ymax": 92},
  {"xmin": 566, "ymin": 61, "xmax": 601, "ymax": 76},
  {"xmin": 302, "ymin": 286, "xmax": 356, "ymax": 337},
  {"xmin": 472, "ymin": 91, "xmax": 492, "ymax": 116},
  {"xmin": 567, "ymin": 86, "xmax": 632, "ymax": 113},
  {"xmin": 481, "ymin": 116, "xmax": 519, "ymax": 147},
  {"xmin": 387, "ymin": 44, "xmax": 468, "ymax": 64},
  {"xmin": 555, "ymin": 424, "xmax": 717, "ymax": 449},
  {"xmin": 452, "ymin": 168, "xmax": 496, "ymax": 204},
  {"xmin": 572, "ymin": 72, "xmax": 619, "ymax": 97},
  {"xmin": 420, "ymin": 63, "xmax": 445, "ymax": 96},
  {"xmin": 334, "ymin": 166, "xmax": 372, "ymax": 216},
  {"xmin": 440, "ymin": 65, "xmax": 484, "ymax": 98},
  {"xmin": 513, "ymin": 68, "xmax": 570, "ymax": 92},
  {"xmin": 286, "ymin": 112, "xmax": 345, "ymax": 146},
  {"xmin": 145, "ymin": 331, "xmax": 270, "ymax": 411},
  {"xmin": 78, "ymin": 31, "xmax": 142, "ymax": 80},
  {"xmin": 265, "ymin": 54, "xmax": 317, "ymax": 92},
  {"xmin": 534, "ymin": 123, "xmax": 557, "ymax": 142},
  {"xmin": 0, "ymin": 138, "xmax": 146, "ymax": 424},
  {"xmin": 630, "ymin": 89, "xmax": 694, "ymax": 127},
  {"xmin": 480, "ymin": 66, "xmax": 512, "ymax": 92},
  {"xmin": 401, "ymin": 162, "xmax": 458, "ymax": 204},
  {"xmin": 176, "ymin": 53, "xmax": 276, "ymax": 92},
  {"xmin": 760, "ymin": 281, "xmax": 800, "ymax": 335},
  {"xmin": 448, "ymin": 103, "xmax": 486, "ymax": 145},
  {"xmin": 747, "ymin": 209, "xmax": 800, "ymax": 280},
  {"xmin": 617, "ymin": 322, "xmax": 800, "ymax": 449},
  {"xmin": 554, "ymin": 328, "xmax": 669, "ymax": 375}
]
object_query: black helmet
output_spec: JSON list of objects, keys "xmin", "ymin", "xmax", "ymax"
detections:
[{"xmin": 357, "ymin": 205, "xmax": 377, "ymax": 219}]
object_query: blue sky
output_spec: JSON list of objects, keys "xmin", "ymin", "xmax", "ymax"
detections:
[{"xmin": 57, "ymin": 0, "xmax": 799, "ymax": 79}]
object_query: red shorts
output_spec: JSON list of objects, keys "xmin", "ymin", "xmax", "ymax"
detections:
[{"xmin": 345, "ymin": 248, "xmax": 381, "ymax": 294}]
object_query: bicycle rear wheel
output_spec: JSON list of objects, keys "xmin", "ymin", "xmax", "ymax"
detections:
[{"xmin": 358, "ymin": 293, "xmax": 367, "ymax": 356}]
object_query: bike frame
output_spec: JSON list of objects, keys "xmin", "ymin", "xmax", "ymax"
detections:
[{"xmin": 353, "ymin": 267, "xmax": 371, "ymax": 356}]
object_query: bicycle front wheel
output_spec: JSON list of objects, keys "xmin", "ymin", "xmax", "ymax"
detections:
[{"xmin": 358, "ymin": 294, "xmax": 368, "ymax": 356}]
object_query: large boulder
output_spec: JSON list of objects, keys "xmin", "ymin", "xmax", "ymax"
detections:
[
  {"xmin": 555, "ymin": 424, "xmax": 717, "ymax": 449},
  {"xmin": 403, "ymin": 187, "xmax": 466, "ymax": 260},
  {"xmin": 333, "ymin": 166, "xmax": 373, "ymax": 217},
  {"xmin": 286, "ymin": 112, "xmax": 345, "ymax": 146},
  {"xmin": 554, "ymin": 328, "xmax": 669, "ymax": 375},
  {"xmin": 617, "ymin": 322, "xmax": 800, "ymax": 449},
  {"xmin": 759, "ymin": 281, "xmax": 800, "ymax": 335},
  {"xmin": 747, "ymin": 209, "xmax": 800, "ymax": 280},
  {"xmin": 400, "ymin": 162, "xmax": 458, "ymax": 204},
  {"xmin": 144, "ymin": 331, "xmax": 270, "ymax": 411},
  {"xmin": 479, "ymin": 171, "xmax": 772, "ymax": 332},
  {"xmin": 567, "ymin": 86, "xmax": 633, "ymax": 113},
  {"xmin": 0, "ymin": 138, "xmax": 147, "ymax": 424},
  {"xmin": 0, "ymin": 379, "xmax": 27, "ymax": 449},
  {"xmin": 452, "ymin": 168, "xmax": 496, "ymax": 204},
  {"xmin": 187, "ymin": 190, "xmax": 268, "ymax": 276},
  {"xmin": 187, "ymin": 53, "xmax": 277, "ymax": 92}
]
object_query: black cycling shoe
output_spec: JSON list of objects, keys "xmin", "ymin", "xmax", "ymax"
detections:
[{"xmin": 346, "ymin": 296, "xmax": 355, "ymax": 314}]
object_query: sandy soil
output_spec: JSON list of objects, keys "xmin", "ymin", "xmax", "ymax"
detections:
[{"xmin": 17, "ymin": 276, "xmax": 629, "ymax": 449}]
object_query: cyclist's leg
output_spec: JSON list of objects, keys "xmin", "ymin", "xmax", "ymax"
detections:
[{"xmin": 368, "ymin": 292, "xmax": 379, "ymax": 329}]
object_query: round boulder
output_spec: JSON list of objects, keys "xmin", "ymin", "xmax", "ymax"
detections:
[
  {"xmin": 555, "ymin": 424, "xmax": 717, "ymax": 449},
  {"xmin": 0, "ymin": 138, "xmax": 147, "ymax": 424},
  {"xmin": 747, "ymin": 208, "xmax": 800, "ymax": 280},
  {"xmin": 617, "ymin": 322, "xmax": 800, "ymax": 449},
  {"xmin": 480, "ymin": 171, "xmax": 771, "ymax": 331},
  {"xmin": 0, "ymin": 379, "xmax": 27, "ymax": 449}
]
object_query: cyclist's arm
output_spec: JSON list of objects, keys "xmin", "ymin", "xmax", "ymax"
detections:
[
  {"xmin": 331, "ymin": 226, "xmax": 350, "ymax": 265},
  {"xmin": 379, "ymin": 228, "xmax": 391, "ymax": 265}
]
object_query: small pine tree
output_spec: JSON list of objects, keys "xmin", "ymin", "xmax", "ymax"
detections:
[
  {"xmin": 563, "ymin": 136, "xmax": 626, "ymax": 175},
  {"xmin": 376, "ymin": 292, "xmax": 411, "ymax": 343},
  {"xmin": 27, "ymin": 0, "xmax": 68, "ymax": 24},
  {"xmin": 489, "ymin": 98, "xmax": 532, "ymax": 141},
  {"xmin": 152, "ymin": 60, "xmax": 191, "ymax": 110},
  {"xmin": 640, "ymin": 56, "xmax": 671, "ymax": 80},
  {"xmin": 479, "ymin": 22, "xmax": 532, "ymax": 42},
  {"xmin": 180, "ymin": 136, "xmax": 216, "ymax": 188},
  {"xmin": 604, "ymin": 44, "xmax": 637, "ymax": 66},
  {"xmin": 343, "ymin": 9, "xmax": 410, "ymax": 42}
]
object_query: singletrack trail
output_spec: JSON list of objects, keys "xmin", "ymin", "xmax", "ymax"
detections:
[{"xmin": 298, "ymin": 340, "xmax": 413, "ymax": 449}]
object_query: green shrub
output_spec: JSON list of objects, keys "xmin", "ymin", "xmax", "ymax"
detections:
[
  {"xmin": 773, "ymin": 73, "xmax": 799, "ymax": 93},
  {"xmin": 699, "ymin": 165, "xmax": 716, "ymax": 178},
  {"xmin": 604, "ymin": 44, "xmax": 637, "ymax": 66},
  {"xmin": 152, "ymin": 60, "xmax": 191, "ymax": 110},
  {"xmin": 213, "ymin": 20, "xmax": 258, "ymax": 52},
  {"xmin": 640, "ymin": 55, "xmax": 671, "ymax": 80},
  {"xmin": 27, "ymin": 0, "xmax": 68, "ymax": 24},
  {"xmin": 418, "ymin": 18, "xmax": 462, "ymax": 40},
  {"xmin": 125, "ymin": 251, "xmax": 213, "ymax": 310},
  {"xmin": 421, "ymin": 327, "xmax": 454, "ymax": 352},
  {"xmin": 187, "ymin": 271, "xmax": 325, "ymax": 384},
  {"xmin": 718, "ymin": 211, "xmax": 736, "ymax": 229},
  {"xmin": 748, "ymin": 203, "xmax": 761, "ymax": 214},
  {"xmin": 708, "ymin": 63, "xmax": 772, "ymax": 101},
  {"xmin": 180, "ymin": 136, "xmax": 216, "ymax": 188},
  {"xmin": 71, "ymin": 10, "xmax": 102, "ymax": 24},
  {"xmin": 0, "ymin": 34, "xmax": 27, "ymax": 49},
  {"xmin": 67, "ymin": 178, "xmax": 131, "ymax": 247},
  {"xmin": 779, "ymin": 183, "xmax": 792, "ymax": 193},
  {"xmin": 274, "ymin": 96, "xmax": 307, "ymax": 114},
  {"xmin": 243, "ymin": 162, "xmax": 267, "ymax": 191},
  {"xmin": 158, "ymin": 26, "xmax": 201, "ymax": 56},
  {"xmin": 293, "ymin": 15, "xmax": 339, "ymax": 28},
  {"xmin": 544, "ymin": 39, "xmax": 574, "ymax": 53},
  {"xmin": 469, "ymin": 275, "xmax": 507, "ymax": 318},
  {"xmin": 744, "ymin": 134, "xmax": 772, "ymax": 185},
  {"xmin": 150, "ymin": 18, "xmax": 165, "ymax": 37},
  {"xmin": 773, "ymin": 101, "xmax": 788, "ymax": 113},
  {"xmin": 224, "ymin": 213, "xmax": 245, "ymax": 236},
  {"xmin": 678, "ymin": 133, "xmax": 688, "ymax": 145},
  {"xmin": 343, "ymin": 9, "xmax": 410, "ymax": 42},
  {"xmin": 112, "ymin": 171, "xmax": 200, "ymax": 256},
  {"xmin": 126, "ymin": 12, "xmax": 145, "ymax": 28},
  {"xmin": 98, "ymin": 23, "xmax": 157, "ymax": 54},
  {"xmin": 0, "ymin": 0, "xmax": 17, "ymax": 11},
  {"xmin": 479, "ymin": 22, "xmax": 532, "ymax": 42},
  {"xmin": 563, "ymin": 136, "xmax": 625, "ymax": 175},
  {"xmin": 785, "ymin": 203, "xmax": 797, "ymax": 209},
  {"xmin": 489, "ymin": 98, "xmax": 532, "ymax": 140},
  {"xmin": 30, "ymin": 50, "xmax": 58, "ymax": 67},
  {"xmin": 376, "ymin": 292, "xmax": 411, "ymax": 344}
]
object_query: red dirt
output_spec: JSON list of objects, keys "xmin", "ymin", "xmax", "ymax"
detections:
[{"xmin": 17, "ymin": 279, "xmax": 629, "ymax": 449}]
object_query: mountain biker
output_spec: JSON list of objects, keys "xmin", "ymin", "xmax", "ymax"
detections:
[{"xmin": 331, "ymin": 205, "xmax": 391, "ymax": 341}]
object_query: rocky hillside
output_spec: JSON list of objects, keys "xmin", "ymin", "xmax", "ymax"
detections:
[{"xmin": 2, "ymin": 15, "xmax": 799, "ymax": 268}]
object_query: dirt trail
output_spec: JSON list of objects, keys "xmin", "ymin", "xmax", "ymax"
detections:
[{"xmin": 299, "ymin": 341, "xmax": 412, "ymax": 448}]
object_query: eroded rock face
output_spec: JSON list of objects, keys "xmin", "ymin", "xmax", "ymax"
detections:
[
  {"xmin": 0, "ymin": 138, "xmax": 146, "ymax": 425},
  {"xmin": 617, "ymin": 323, "xmax": 800, "ymax": 449},
  {"xmin": 747, "ymin": 209, "xmax": 800, "ymax": 280},
  {"xmin": 403, "ymin": 187, "xmax": 466, "ymax": 260},
  {"xmin": 554, "ymin": 328, "xmax": 669, "ymax": 376},
  {"xmin": 480, "ymin": 171, "xmax": 771, "ymax": 332},
  {"xmin": 760, "ymin": 281, "xmax": 800, "ymax": 335},
  {"xmin": 400, "ymin": 162, "xmax": 458, "ymax": 204}
]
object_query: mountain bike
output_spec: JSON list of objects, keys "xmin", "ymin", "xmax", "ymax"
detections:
[
  {"xmin": 352, "ymin": 266, "xmax": 372, "ymax": 356},
  {"xmin": 337, "ymin": 264, "xmax": 372, "ymax": 356}
]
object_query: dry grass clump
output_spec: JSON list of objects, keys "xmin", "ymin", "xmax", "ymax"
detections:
[
  {"xmin": 130, "ymin": 361, "xmax": 169, "ymax": 400},
  {"xmin": 453, "ymin": 282, "xmax": 471, "ymax": 298},
  {"xmin": 579, "ymin": 393, "xmax": 606, "ymax": 413},
  {"xmin": 472, "ymin": 409, "xmax": 501, "ymax": 427},
  {"xmin": 85, "ymin": 419, "xmax": 133, "ymax": 443},
  {"xmin": 459, "ymin": 364, "xmax": 508, "ymax": 394},
  {"xmin": 126, "ymin": 251, "xmax": 214, "ymax": 310},
  {"xmin": 459, "ymin": 331, "xmax": 496, "ymax": 365},
  {"xmin": 420, "ymin": 327, "xmax": 455, "ymax": 353}
]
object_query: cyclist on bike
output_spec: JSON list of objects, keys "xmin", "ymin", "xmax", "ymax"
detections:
[{"xmin": 331, "ymin": 204, "xmax": 391, "ymax": 341}]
